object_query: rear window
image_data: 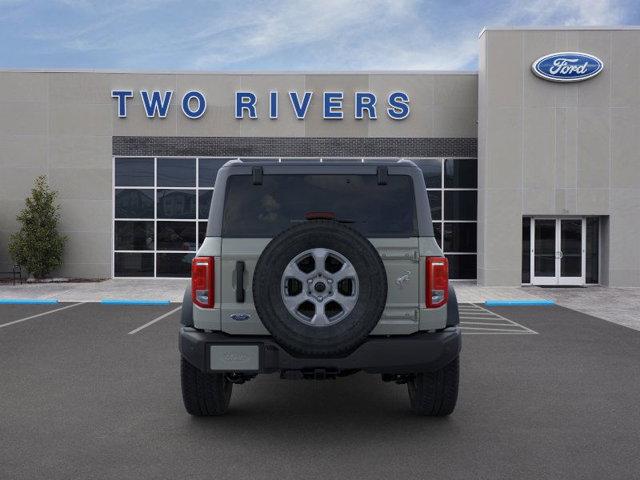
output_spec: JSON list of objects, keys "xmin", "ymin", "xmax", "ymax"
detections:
[{"xmin": 222, "ymin": 174, "xmax": 417, "ymax": 237}]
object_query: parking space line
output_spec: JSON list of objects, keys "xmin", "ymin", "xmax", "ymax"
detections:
[
  {"xmin": 461, "ymin": 326, "xmax": 535, "ymax": 333},
  {"xmin": 0, "ymin": 302, "xmax": 83, "ymax": 329},
  {"xmin": 472, "ymin": 303, "xmax": 538, "ymax": 334},
  {"xmin": 458, "ymin": 303, "xmax": 538, "ymax": 335},
  {"xmin": 128, "ymin": 306, "xmax": 181, "ymax": 335},
  {"xmin": 460, "ymin": 321, "xmax": 517, "ymax": 326}
]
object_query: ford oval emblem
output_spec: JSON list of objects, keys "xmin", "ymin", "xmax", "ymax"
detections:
[
  {"xmin": 532, "ymin": 52, "xmax": 603, "ymax": 83},
  {"xmin": 230, "ymin": 313, "xmax": 251, "ymax": 321}
]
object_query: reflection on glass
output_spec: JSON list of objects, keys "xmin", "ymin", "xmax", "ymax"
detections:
[
  {"xmin": 157, "ymin": 222, "xmax": 197, "ymax": 251},
  {"xmin": 156, "ymin": 253, "xmax": 194, "ymax": 277},
  {"xmin": 199, "ymin": 158, "xmax": 232, "ymax": 187},
  {"xmin": 115, "ymin": 189, "xmax": 154, "ymax": 218},
  {"xmin": 446, "ymin": 254, "xmax": 477, "ymax": 279},
  {"xmin": 428, "ymin": 191, "xmax": 441, "ymax": 220},
  {"xmin": 157, "ymin": 189, "xmax": 196, "ymax": 219},
  {"xmin": 114, "ymin": 252, "xmax": 154, "ymax": 277},
  {"xmin": 560, "ymin": 219, "xmax": 582, "ymax": 277},
  {"xmin": 443, "ymin": 223, "xmax": 476, "ymax": 252},
  {"xmin": 115, "ymin": 158, "xmax": 154, "ymax": 186},
  {"xmin": 444, "ymin": 191, "xmax": 477, "ymax": 220},
  {"xmin": 199, "ymin": 190, "xmax": 213, "ymax": 219},
  {"xmin": 157, "ymin": 158, "xmax": 196, "ymax": 187},
  {"xmin": 586, "ymin": 217, "xmax": 599, "ymax": 284},
  {"xmin": 522, "ymin": 218, "xmax": 531, "ymax": 283},
  {"xmin": 433, "ymin": 222, "xmax": 442, "ymax": 248},
  {"xmin": 198, "ymin": 222, "xmax": 207, "ymax": 247},
  {"xmin": 114, "ymin": 221, "xmax": 154, "ymax": 250},
  {"xmin": 413, "ymin": 159, "xmax": 441, "ymax": 188},
  {"xmin": 534, "ymin": 220, "xmax": 556, "ymax": 277},
  {"xmin": 444, "ymin": 159, "xmax": 477, "ymax": 188}
]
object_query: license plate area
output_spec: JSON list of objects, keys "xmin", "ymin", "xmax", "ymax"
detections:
[{"xmin": 209, "ymin": 345, "xmax": 260, "ymax": 372}]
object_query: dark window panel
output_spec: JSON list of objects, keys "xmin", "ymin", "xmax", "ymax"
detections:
[
  {"xmin": 586, "ymin": 217, "xmax": 599, "ymax": 284},
  {"xmin": 115, "ymin": 189, "xmax": 154, "ymax": 219},
  {"xmin": 115, "ymin": 158, "xmax": 154, "ymax": 186},
  {"xmin": 446, "ymin": 254, "xmax": 477, "ymax": 280},
  {"xmin": 157, "ymin": 158, "xmax": 196, "ymax": 187},
  {"xmin": 156, "ymin": 253, "xmax": 195, "ymax": 278},
  {"xmin": 433, "ymin": 222, "xmax": 442, "ymax": 248},
  {"xmin": 427, "ymin": 190, "xmax": 441, "ymax": 220},
  {"xmin": 222, "ymin": 174, "xmax": 418, "ymax": 238},
  {"xmin": 114, "ymin": 221, "xmax": 154, "ymax": 251},
  {"xmin": 443, "ymin": 222, "xmax": 477, "ymax": 252},
  {"xmin": 444, "ymin": 191, "xmax": 477, "ymax": 220},
  {"xmin": 522, "ymin": 218, "xmax": 531, "ymax": 284},
  {"xmin": 199, "ymin": 190, "xmax": 213, "ymax": 220},
  {"xmin": 157, "ymin": 221, "xmax": 197, "ymax": 251},
  {"xmin": 114, "ymin": 252, "xmax": 154, "ymax": 277},
  {"xmin": 157, "ymin": 189, "xmax": 196, "ymax": 219},
  {"xmin": 199, "ymin": 158, "xmax": 233, "ymax": 187},
  {"xmin": 413, "ymin": 159, "xmax": 442, "ymax": 188},
  {"xmin": 198, "ymin": 221, "xmax": 207, "ymax": 247},
  {"xmin": 444, "ymin": 158, "xmax": 477, "ymax": 188}
]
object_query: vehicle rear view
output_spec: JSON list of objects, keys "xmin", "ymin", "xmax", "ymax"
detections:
[{"xmin": 180, "ymin": 159, "xmax": 461, "ymax": 416}]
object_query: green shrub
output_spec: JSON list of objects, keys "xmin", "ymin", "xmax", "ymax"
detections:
[{"xmin": 8, "ymin": 175, "xmax": 67, "ymax": 279}]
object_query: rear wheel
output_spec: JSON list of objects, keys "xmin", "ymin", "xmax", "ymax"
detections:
[
  {"xmin": 181, "ymin": 357, "xmax": 233, "ymax": 416},
  {"xmin": 407, "ymin": 356, "xmax": 459, "ymax": 416}
]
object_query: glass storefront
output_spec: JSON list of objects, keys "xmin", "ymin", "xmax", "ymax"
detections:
[
  {"xmin": 113, "ymin": 157, "xmax": 478, "ymax": 278},
  {"xmin": 522, "ymin": 216, "xmax": 600, "ymax": 286},
  {"xmin": 413, "ymin": 158, "xmax": 478, "ymax": 279},
  {"xmin": 113, "ymin": 157, "xmax": 231, "ymax": 277}
]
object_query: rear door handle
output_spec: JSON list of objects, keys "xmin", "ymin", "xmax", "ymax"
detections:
[{"xmin": 235, "ymin": 261, "xmax": 245, "ymax": 303}]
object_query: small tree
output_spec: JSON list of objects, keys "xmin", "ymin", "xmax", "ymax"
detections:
[{"xmin": 9, "ymin": 175, "xmax": 67, "ymax": 279}]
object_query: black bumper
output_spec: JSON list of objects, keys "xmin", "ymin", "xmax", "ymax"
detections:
[{"xmin": 180, "ymin": 327, "xmax": 461, "ymax": 375}]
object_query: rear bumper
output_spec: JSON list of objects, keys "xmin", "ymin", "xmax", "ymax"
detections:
[{"xmin": 179, "ymin": 327, "xmax": 461, "ymax": 375}]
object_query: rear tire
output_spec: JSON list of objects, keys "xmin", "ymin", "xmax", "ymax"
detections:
[
  {"xmin": 407, "ymin": 356, "xmax": 459, "ymax": 416},
  {"xmin": 181, "ymin": 357, "xmax": 233, "ymax": 416}
]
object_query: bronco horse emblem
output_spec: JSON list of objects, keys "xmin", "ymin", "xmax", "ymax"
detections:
[{"xmin": 395, "ymin": 270, "xmax": 412, "ymax": 288}]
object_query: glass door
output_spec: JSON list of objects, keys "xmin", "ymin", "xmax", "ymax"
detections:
[
  {"xmin": 558, "ymin": 219, "xmax": 585, "ymax": 285},
  {"xmin": 530, "ymin": 218, "xmax": 585, "ymax": 286},
  {"xmin": 531, "ymin": 219, "xmax": 557, "ymax": 284}
]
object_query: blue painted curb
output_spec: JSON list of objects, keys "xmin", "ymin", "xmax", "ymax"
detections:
[
  {"xmin": 485, "ymin": 299, "xmax": 555, "ymax": 307},
  {"xmin": 0, "ymin": 298, "xmax": 59, "ymax": 305},
  {"xmin": 100, "ymin": 299, "xmax": 172, "ymax": 305}
]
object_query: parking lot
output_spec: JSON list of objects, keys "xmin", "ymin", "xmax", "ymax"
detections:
[{"xmin": 1, "ymin": 302, "xmax": 639, "ymax": 480}]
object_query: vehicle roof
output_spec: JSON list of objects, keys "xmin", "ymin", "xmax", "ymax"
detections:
[{"xmin": 222, "ymin": 158, "xmax": 419, "ymax": 168}]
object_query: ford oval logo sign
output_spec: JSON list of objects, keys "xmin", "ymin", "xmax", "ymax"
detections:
[{"xmin": 532, "ymin": 52, "xmax": 603, "ymax": 82}]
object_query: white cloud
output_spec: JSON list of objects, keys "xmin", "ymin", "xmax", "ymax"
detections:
[{"xmin": 11, "ymin": 0, "xmax": 632, "ymax": 70}]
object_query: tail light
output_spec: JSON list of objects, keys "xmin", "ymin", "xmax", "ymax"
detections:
[
  {"xmin": 426, "ymin": 256, "xmax": 448, "ymax": 308},
  {"xmin": 192, "ymin": 256, "xmax": 214, "ymax": 308}
]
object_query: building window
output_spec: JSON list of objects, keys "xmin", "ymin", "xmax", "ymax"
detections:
[
  {"xmin": 413, "ymin": 158, "xmax": 478, "ymax": 280},
  {"xmin": 113, "ymin": 157, "xmax": 232, "ymax": 277},
  {"xmin": 114, "ymin": 156, "xmax": 479, "ymax": 278}
]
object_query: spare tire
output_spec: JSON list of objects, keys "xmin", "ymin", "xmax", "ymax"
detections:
[{"xmin": 253, "ymin": 220, "xmax": 387, "ymax": 357}]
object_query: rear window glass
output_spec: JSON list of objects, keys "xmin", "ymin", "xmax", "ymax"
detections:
[{"xmin": 222, "ymin": 174, "xmax": 417, "ymax": 237}]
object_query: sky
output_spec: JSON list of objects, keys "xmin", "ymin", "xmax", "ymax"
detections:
[{"xmin": 0, "ymin": 0, "xmax": 638, "ymax": 71}]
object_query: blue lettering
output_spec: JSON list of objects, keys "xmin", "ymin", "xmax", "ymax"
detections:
[
  {"xmin": 111, "ymin": 90, "xmax": 133, "ymax": 118},
  {"xmin": 387, "ymin": 91, "xmax": 410, "ymax": 120},
  {"xmin": 355, "ymin": 92, "xmax": 377, "ymax": 120},
  {"xmin": 181, "ymin": 90, "xmax": 206, "ymax": 119},
  {"xmin": 323, "ymin": 92, "xmax": 343, "ymax": 119},
  {"xmin": 235, "ymin": 91, "xmax": 257, "ymax": 119},
  {"xmin": 289, "ymin": 91, "xmax": 313, "ymax": 119},
  {"xmin": 140, "ymin": 90, "xmax": 173, "ymax": 118},
  {"xmin": 269, "ymin": 91, "xmax": 278, "ymax": 119}
]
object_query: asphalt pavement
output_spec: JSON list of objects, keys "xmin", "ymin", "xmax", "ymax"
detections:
[{"xmin": 0, "ymin": 302, "xmax": 639, "ymax": 480}]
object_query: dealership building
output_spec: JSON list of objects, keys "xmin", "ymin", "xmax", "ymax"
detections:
[{"xmin": 0, "ymin": 26, "xmax": 639, "ymax": 286}]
